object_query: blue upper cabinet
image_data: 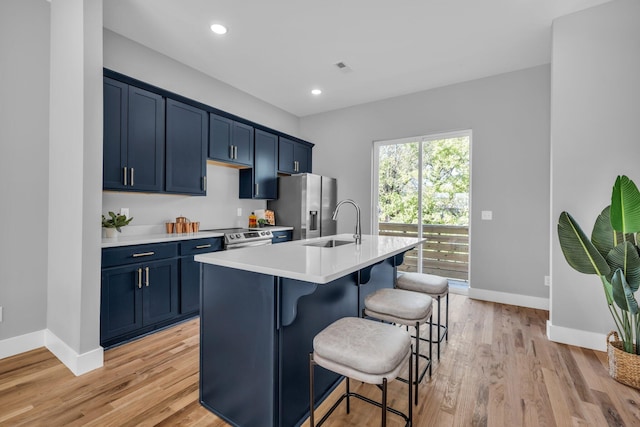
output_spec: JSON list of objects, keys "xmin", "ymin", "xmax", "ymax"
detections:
[
  {"xmin": 239, "ymin": 129, "xmax": 278, "ymax": 199},
  {"xmin": 103, "ymin": 77, "xmax": 165, "ymax": 192},
  {"xmin": 209, "ymin": 113, "xmax": 254, "ymax": 167},
  {"xmin": 103, "ymin": 77, "xmax": 128, "ymax": 190},
  {"xmin": 165, "ymin": 99, "xmax": 208, "ymax": 195},
  {"xmin": 278, "ymin": 137, "xmax": 312, "ymax": 174}
]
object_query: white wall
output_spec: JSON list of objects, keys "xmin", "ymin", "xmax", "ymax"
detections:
[
  {"xmin": 301, "ymin": 65, "xmax": 551, "ymax": 305},
  {"xmin": 102, "ymin": 30, "xmax": 301, "ymax": 229},
  {"xmin": 0, "ymin": 0, "xmax": 50, "ymax": 344},
  {"xmin": 549, "ymin": 0, "xmax": 640, "ymax": 350}
]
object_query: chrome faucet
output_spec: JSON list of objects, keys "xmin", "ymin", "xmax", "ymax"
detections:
[{"xmin": 332, "ymin": 199, "xmax": 362, "ymax": 245}]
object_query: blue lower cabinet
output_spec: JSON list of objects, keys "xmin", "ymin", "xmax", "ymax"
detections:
[
  {"xmin": 271, "ymin": 230, "xmax": 292, "ymax": 244},
  {"xmin": 100, "ymin": 258, "xmax": 178, "ymax": 346},
  {"xmin": 101, "ymin": 238, "xmax": 222, "ymax": 348}
]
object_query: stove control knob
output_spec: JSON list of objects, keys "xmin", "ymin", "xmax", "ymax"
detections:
[
  {"xmin": 236, "ymin": 234, "xmax": 242, "ymax": 238},
  {"xmin": 260, "ymin": 231, "xmax": 265, "ymax": 236},
  {"xmin": 229, "ymin": 235, "xmax": 235, "ymax": 240}
]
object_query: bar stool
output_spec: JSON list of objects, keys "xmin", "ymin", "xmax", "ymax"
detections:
[
  {"xmin": 309, "ymin": 317, "xmax": 413, "ymax": 427},
  {"xmin": 396, "ymin": 272, "xmax": 449, "ymax": 360},
  {"xmin": 363, "ymin": 288, "xmax": 433, "ymax": 405}
]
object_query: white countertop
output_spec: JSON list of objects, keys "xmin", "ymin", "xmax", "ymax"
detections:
[
  {"xmin": 195, "ymin": 234, "xmax": 424, "ymax": 284},
  {"xmin": 101, "ymin": 231, "xmax": 225, "ymax": 248},
  {"xmin": 101, "ymin": 226, "xmax": 294, "ymax": 248}
]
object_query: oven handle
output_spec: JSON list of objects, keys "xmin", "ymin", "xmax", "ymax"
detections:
[{"xmin": 226, "ymin": 240, "xmax": 273, "ymax": 250}]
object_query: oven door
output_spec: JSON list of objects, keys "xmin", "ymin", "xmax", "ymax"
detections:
[{"xmin": 225, "ymin": 239, "xmax": 273, "ymax": 250}]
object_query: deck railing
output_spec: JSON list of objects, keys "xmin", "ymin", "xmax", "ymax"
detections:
[{"xmin": 378, "ymin": 222, "xmax": 469, "ymax": 280}]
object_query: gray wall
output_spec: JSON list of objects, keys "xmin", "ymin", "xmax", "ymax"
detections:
[
  {"xmin": 550, "ymin": 0, "xmax": 640, "ymax": 337},
  {"xmin": 102, "ymin": 30, "xmax": 302, "ymax": 229},
  {"xmin": 300, "ymin": 65, "xmax": 551, "ymax": 300},
  {"xmin": 0, "ymin": 0, "xmax": 50, "ymax": 340}
]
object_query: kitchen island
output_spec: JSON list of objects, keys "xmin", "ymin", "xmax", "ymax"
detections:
[{"xmin": 195, "ymin": 234, "xmax": 423, "ymax": 427}]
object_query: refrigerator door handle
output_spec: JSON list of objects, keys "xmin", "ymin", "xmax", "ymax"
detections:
[{"xmin": 309, "ymin": 210, "xmax": 318, "ymax": 231}]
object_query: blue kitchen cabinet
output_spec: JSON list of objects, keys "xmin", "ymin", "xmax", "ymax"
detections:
[
  {"xmin": 103, "ymin": 77, "xmax": 165, "ymax": 192},
  {"xmin": 278, "ymin": 137, "xmax": 312, "ymax": 174},
  {"xmin": 209, "ymin": 113, "xmax": 254, "ymax": 167},
  {"xmin": 100, "ymin": 258, "xmax": 178, "ymax": 346},
  {"xmin": 101, "ymin": 242, "xmax": 180, "ymax": 348},
  {"xmin": 179, "ymin": 237, "xmax": 223, "ymax": 315},
  {"xmin": 239, "ymin": 129, "xmax": 278, "ymax": 199},
  {"xmin": 271, "ymin": 230, "xmax": 292, "ymax": 244},
  {"xmin": 166, "ymin": 99, "xmax": 208, "ymax": 195}
]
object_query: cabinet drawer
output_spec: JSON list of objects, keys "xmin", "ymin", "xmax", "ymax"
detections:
[
  {"xmin": 179, "ymin": 237, "xmax": 223, "ymax": 255},
  {"xmin": 271, "ymin": 230, "xmax": 292, "ymax": 244},
  {"xmin": 102, "ymin": 242, "xmax": 178, "ymax": 268}
]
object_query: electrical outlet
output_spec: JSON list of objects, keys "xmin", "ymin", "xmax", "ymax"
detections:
[
  {"xmin": 481, "ymin": 210, "xmax": 493, "ymax": 220},
  {"xmin": 120, "ymin": 208, "xmax": 129, "ymax": 217},
  {"xmin": 237, "ymin": 208, "xmax": 242, "ymax": 217},
  {"xmin": 544, "ymin": 276, "xmax": 551, "ymax": 287}
]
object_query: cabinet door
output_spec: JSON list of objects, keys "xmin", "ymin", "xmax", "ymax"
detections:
[
  {"xmin": 209, "ymin": 113, "xmax": 233, "ymax": 161},
  {"xmin": 278, "ymin": 137, "xmax": 295, "ymax": 174},
  {"xmin": 180, "ymin": 256, "xmax": 201, "ymax": 315},
  {"xmin": 101, "ymin": 264, "xmax": 143, "ymax": 343},
  {"xmin": 209, "ymin": 114, "xmax": 254, "ymax": 167},
  {"xmin": 240, "ymin": 129, "xmax": 277, "ymax": 199},
  {"xmin": 294, "ymin": 143, "xmax": 311, "ymax": 173},
  {"xmin": 254, "ymin": 129, "xmax": 278, "ymax": 199},
  {"xmin": 271, "ymin": 230, "xmax": 292, "ymax": 244},
  {"xmin": 127, "ymin": 86, "xmax": 165, "ymax": 192},
  {"xmin": 103, "ymin": 78, "xmax": 128, "ymax": 190},
  {"xmin": 165, "ymin": 99, "xmax": 207, "ymax": 195},
  {"xmin": 142, "ymin": 259, "xmax": 179, "ymax": 326},
  {"xmin": 232, "ymin": 121, "xmax": 254, "ymax": 166}
]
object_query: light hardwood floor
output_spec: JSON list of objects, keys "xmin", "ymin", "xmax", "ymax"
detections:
[{"xmin": 1, "ymin": 295, "xmax": 639, "ymax": 426}]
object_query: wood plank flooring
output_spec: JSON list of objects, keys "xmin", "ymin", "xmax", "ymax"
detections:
[{"xmin": 1, "ymin": 295, "xmax": 639, "ymax": 426}]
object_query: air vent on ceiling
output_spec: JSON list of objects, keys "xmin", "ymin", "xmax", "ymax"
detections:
[{"xmin": 335, "ymin": 61, "xmax": 353, "ymax": 73}]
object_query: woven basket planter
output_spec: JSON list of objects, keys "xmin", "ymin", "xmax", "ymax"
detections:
[{"xmin": 607, "ymin": 331, "xmax": 640, "ymax": 390}]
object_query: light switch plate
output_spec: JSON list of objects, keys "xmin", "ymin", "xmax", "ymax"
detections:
[
  {"xmin": 237, "ymin": 208, "xmax": 242, "ymax": 217},
  {"xmin": 481, "ymin": 210, "xmax": 493, "ymax": 220}
]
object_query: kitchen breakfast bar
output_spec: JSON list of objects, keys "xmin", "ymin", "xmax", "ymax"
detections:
[{"xmin": 195, "ymin": 234, "xmax": 423, "ymax": 427}]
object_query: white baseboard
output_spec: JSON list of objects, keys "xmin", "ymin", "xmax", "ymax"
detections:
[
  {"xmin": 45, "ymin": 330, "xmax": 103, "ymax": 376},
  {"xmin": 546, "ymin": 321, "xmax": 607, "ymax": 352},
  {"xmin": 0, "ymin": 329, "xmax": 104, "ymax": 375},
  {"xmin": 468, "ymin": 287, "xmax": 549, "ymax": 310},
  {"xmin": 0, "ymin": 330, "xmax": 45, "ymax": 360}
]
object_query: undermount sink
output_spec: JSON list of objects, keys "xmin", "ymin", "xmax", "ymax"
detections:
[{"xmin": 304, "ymin": 239, "xmax": 354, "ymax": 248}]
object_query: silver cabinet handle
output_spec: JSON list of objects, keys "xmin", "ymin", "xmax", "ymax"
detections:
[
  {"xmin": 137, "ymin": 268, "xmax": 142, "ymax": 289},
  {"xmin": 255, "ymin": 183, "xmax": 259, "ymax": 196},
  {"xmin": 123, "ymin": 167, "xmax": 128, "ymax": 186},
  {"xmin": 195, "ymin": 244, "xmax": 212, "ymax": 249},
  {"xmin": 130, "ymin": 168, "xmax": 135, "ymax": 186},
  {"xmin": 233, "ymin": 145, "xmax": 238, "ymax": 159},
  {"xmin": 132, "ymin": 251, "xmax": 155, "ymax": 258},
  {"xmin": 203, "ymin": 176, "xmax": 207, "ymax": 191},
  {"xmin": 276, "ymin": 235, "xmax": 287, "ymax": 239},
  {"xmin": 145, "ymin": 267, "xmax": 150, "ymax": 287},
  {"xmin": 229, "ymin": 145, "xmax": 234, "ymax": 159}
]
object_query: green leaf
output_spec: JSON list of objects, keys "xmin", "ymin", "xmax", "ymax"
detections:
[
  {"xmin": 606, "ymin": 241, "xmax": 640, "ymax": 292},
  {"xmin": 611, "ymin": 269, "xmax": 639, "ymax": 314},
  {"xmin": 591, "ymin": 206, "xmax": 630, "ymax": 258},
  {"xmin": 610, "ymin": 175, "xmax": 640, "ymax": 233},
  {"xmin": 602, "ymin": 278, "xmax": 614, "ymax": 305},
  {"xmin": 558, "ymin": 212, "xmax": 610, "ymax": 276}
]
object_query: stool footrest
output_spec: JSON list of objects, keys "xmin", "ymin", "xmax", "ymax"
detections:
[
  {"xmin": 396, "ymin": 352, "xmax": 431, "ymax": 386},
  {"xmin": 315, "ymin": 390, "xmax": 411, "ymax": 427}
]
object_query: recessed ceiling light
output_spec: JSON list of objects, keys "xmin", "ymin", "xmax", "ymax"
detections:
[
  {"xmin": 210, "ymin": 24, "xmax": 228, "ymax": 35},
  {"xmin": 311, "ymin": 89, "xmax": 322, "ymax": 96}
]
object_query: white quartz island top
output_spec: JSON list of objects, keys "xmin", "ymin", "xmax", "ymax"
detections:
[{"xmin": 195, "ymin": 234, "xmax": 424, "ymax": 284}]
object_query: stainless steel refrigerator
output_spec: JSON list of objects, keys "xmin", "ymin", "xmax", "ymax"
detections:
[{"xmin": 267, "ymin": 173, "xmax": 337, "ymax": 240}]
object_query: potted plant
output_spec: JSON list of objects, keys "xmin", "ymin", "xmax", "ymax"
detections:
[
  {"xmin": 557, "ymin": 175, "xmax": 640, "ymax": 389},
  {"xmin": 102, "ymin": 211, "xmax": 133, "ymax": 238}
]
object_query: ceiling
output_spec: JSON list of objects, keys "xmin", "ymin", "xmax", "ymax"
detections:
[{"xmin": 103, "ymin": 0, "xmax": 610, "ymax": 117}]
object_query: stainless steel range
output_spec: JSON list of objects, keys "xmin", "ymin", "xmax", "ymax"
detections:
[{"xmin": 206, "ymin": 228, "xmax": 273, "ymax": 250}]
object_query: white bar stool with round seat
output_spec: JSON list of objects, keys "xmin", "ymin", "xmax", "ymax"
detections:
[
  {"xmin": 396, "ymin": 272, "xmax": 449, "ymax": 360},
  {"xmin": 309, "ymin": 316, "xmax": 413, "ymax": 427},
  {"xmin": 363, "ymin": 287, "xmax": 433, "ymax": 405}
]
